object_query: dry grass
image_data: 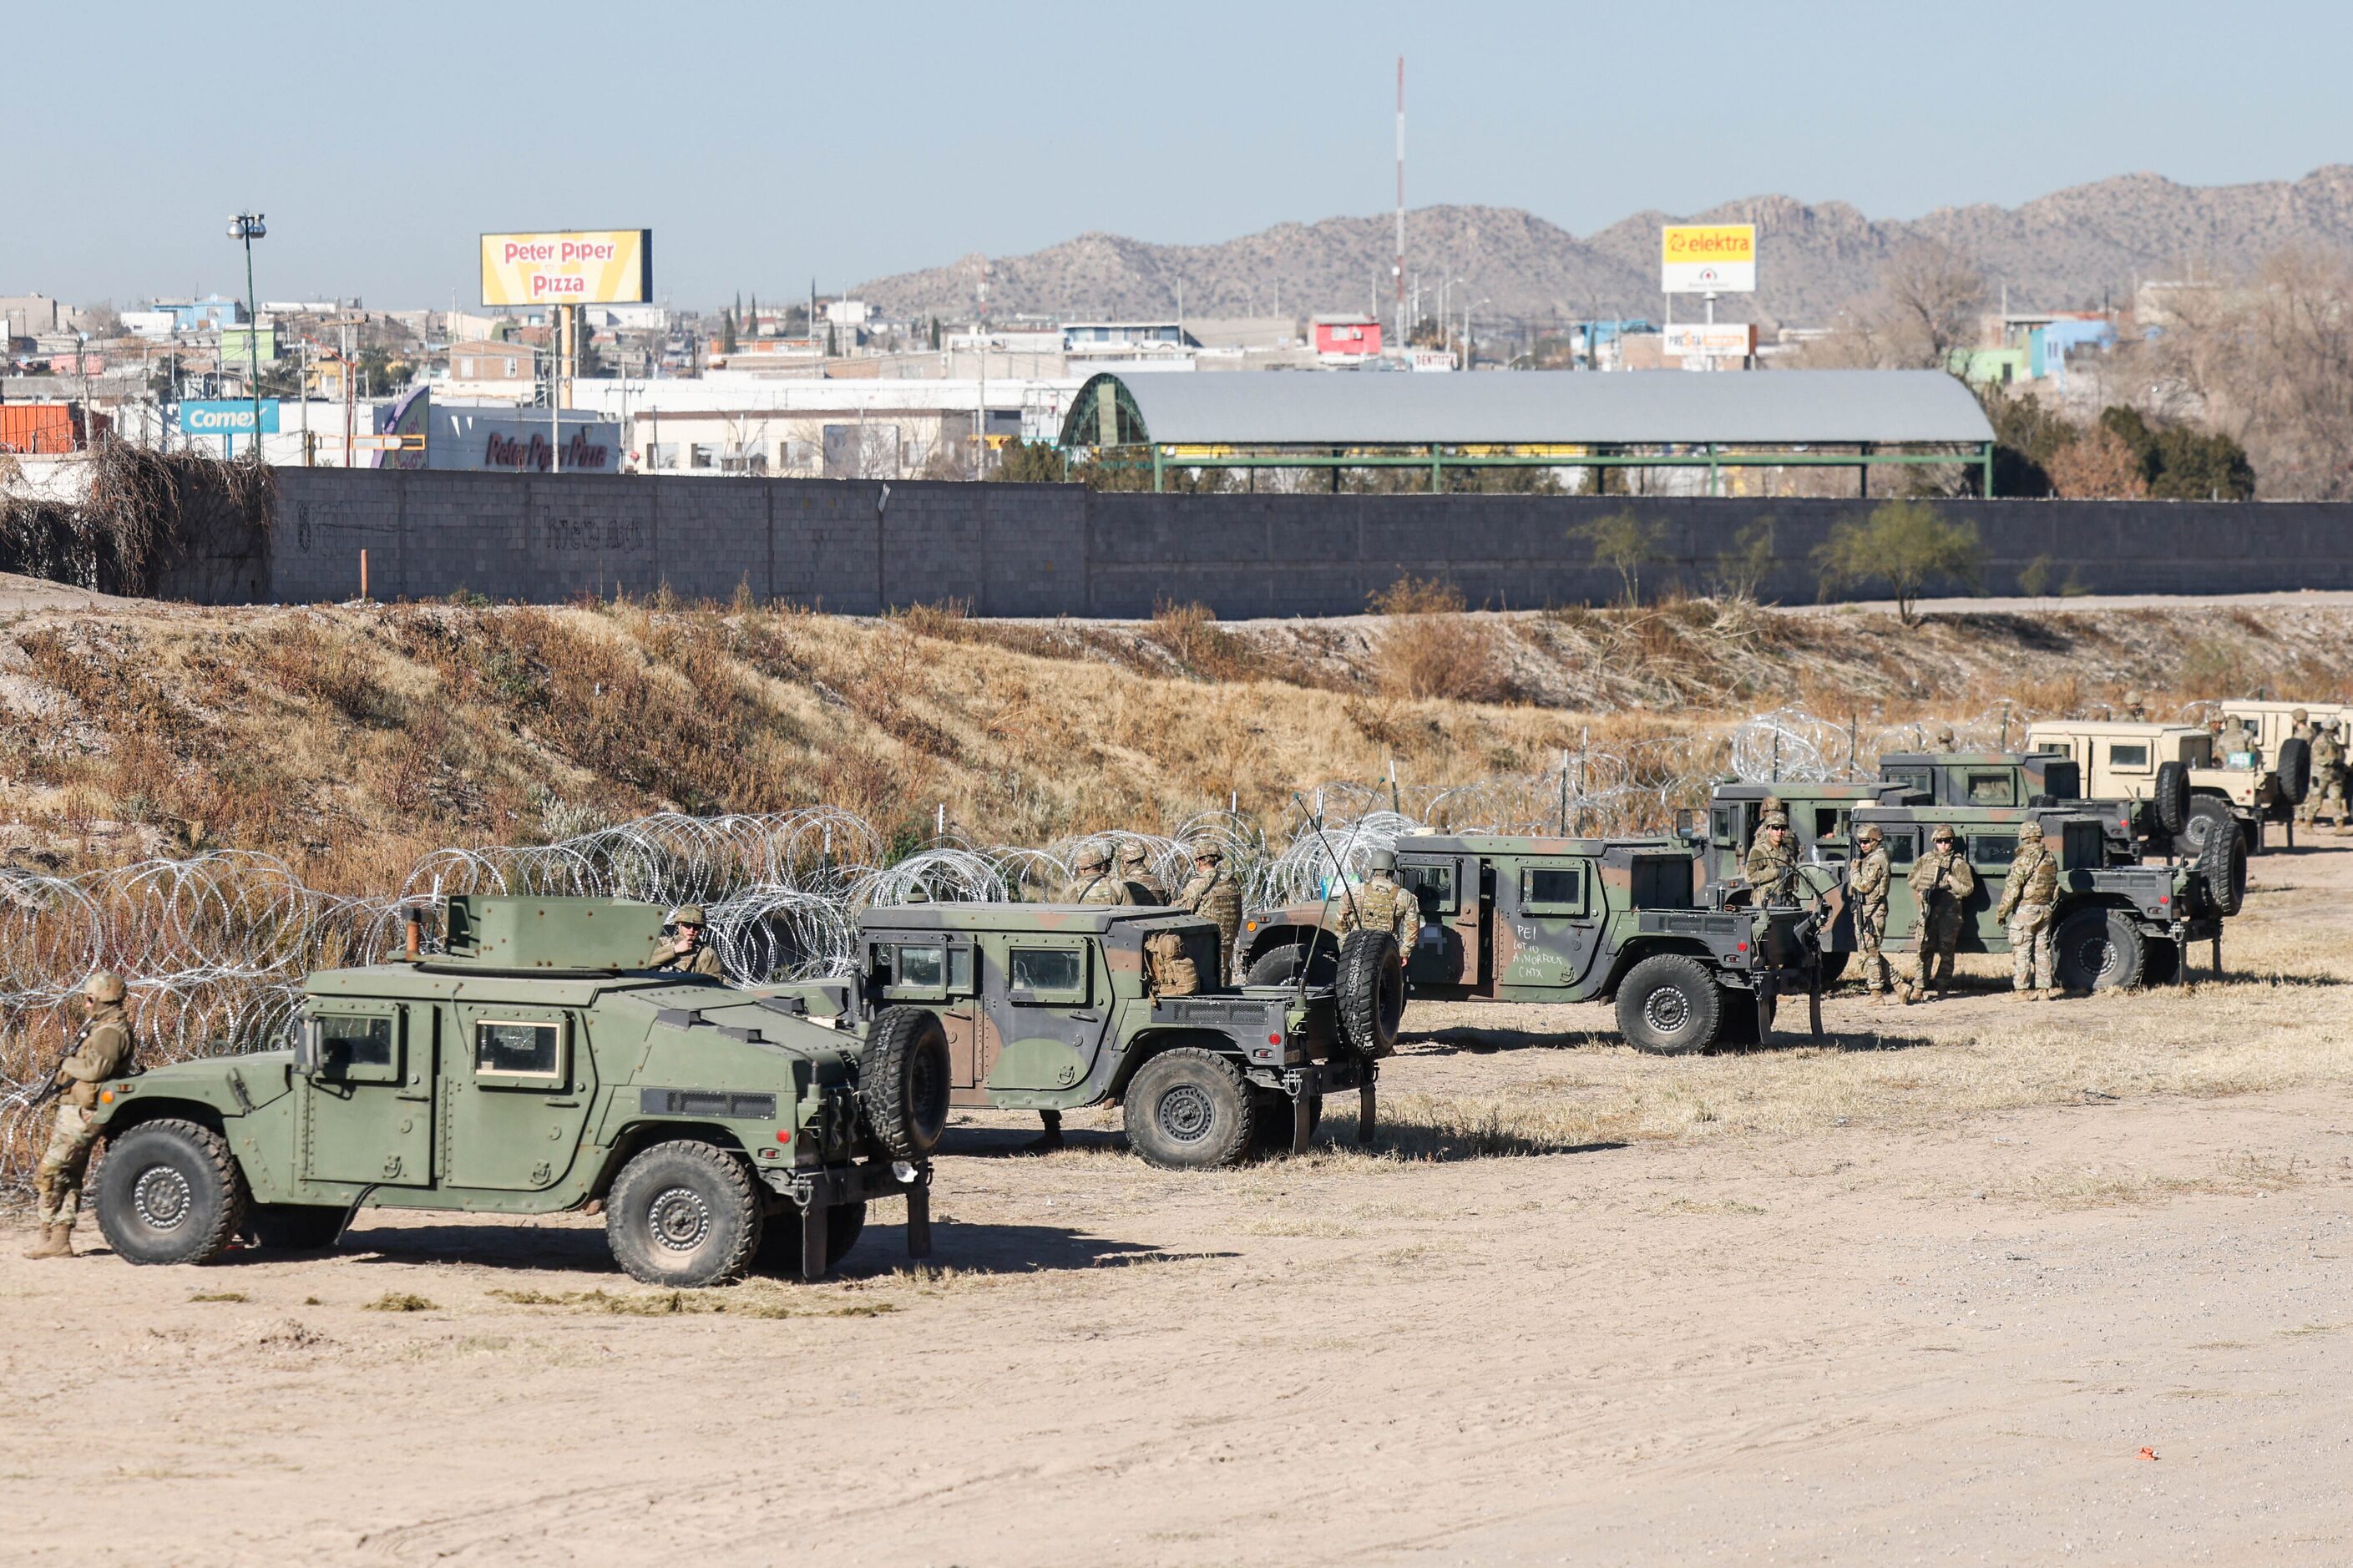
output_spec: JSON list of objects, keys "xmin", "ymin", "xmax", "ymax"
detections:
[{"xmin": 0, "ymin": 594, "xmax": 2348, "ymax": 893}]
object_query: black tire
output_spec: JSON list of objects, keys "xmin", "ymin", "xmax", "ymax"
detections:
[
  {"xmin": 248, "ymin": 1203, "xmax": 344, "ymax": 1252},
  {"xmin": 2153, "ymin": 762, "xmax": 2190, "ymax": 836},
  {"xmin": 860, "ymin": 1006, "xmax": 952, "ymax": 1161},
  {"xmin": 1333, "ymin": 930, "xmax": 1406, "ymax": 1057},
  {"xmin": 95, "ymin": 1118, "xmax": 248, "ymax": 1267},
  {"xmin": 1249, "ymin": 1090, "xmax": 1322, "ymax": 1155},
  {"xmin": 606, "ymin": 1141, "xmax": 763, "ymax": 1287},
  {"xmin": 2199, "ymin": 820, "xmax": 2248, "ymax": 917},
  {"xmin": 754, "ymin": 1199, "xmax": 866, "ymax": 1275},
  {"xmin": 2277, "ymin": 737, "xmax": 2311, "ymax": 805},
  {"xmin": 2176, "ymin": 796, "xmax": 2236, "ymax": 858},
  {"xmin": 1122, "ymin": 1048, "xmax": 1253, "ymax": 1169},
  {"xmin": 1246, "ymin": 938, "xmax": 1337, "ymax": 988},
  {"xmin": 1615, "ymin": 954, "xmax": 1726, "ymax": 1055},
  {"xmin": 2053, "ymin": 906, "xmax": 2148, "ymax": 992}
]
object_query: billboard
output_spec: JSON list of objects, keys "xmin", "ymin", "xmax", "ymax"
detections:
[
  {"xmin": 1662, "ymin": 225, "xmax": 1756, "ymax": 294},
  {"xmin": 1663, "ymin": 323, "xmax": 1758, "ymax": 360},
  {"xmin": 180, "ymin": 399, "xmax": 281, "ymax": 436},
  {"xmin": 480, "ymin": 230, "xmax": 653, "ymax": 307}
]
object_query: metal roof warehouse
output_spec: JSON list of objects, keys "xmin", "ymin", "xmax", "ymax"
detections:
[{"xmin": 1056, "ymin": 368, "xmax": 2000, "ymax": 493}]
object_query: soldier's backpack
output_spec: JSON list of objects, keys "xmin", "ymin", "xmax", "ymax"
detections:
[{"xmin": 1143, "ymin": 931, "xmax": 1200, "ymax": 997}]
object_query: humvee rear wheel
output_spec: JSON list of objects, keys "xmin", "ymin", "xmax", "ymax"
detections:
[
  {"xmin": 1123, "ymin": 1048, "xmax": 1253, "ymax": 1169},
  {"xmin": 1334, "ymin": 930, "xmax": 1406, "ymax": 1057},
  {"xmin": 861, "ymin": 1007, "xmax": 952, "ymax": 1161},
  {"xmin": 95, "ymin": 1119, "xmax": 248, "ymax": 1267},
  {"xmin": 249, "ymin": 1203, "xmax": 344, "ymax": 1252},
  {"xmin": 2054, "ymin": 907, "xmax": 2147, "ymax": 992},
  {"xmin": 1617, "ymin": 955, "xmax": 1725, "ymax": 1055},
  {"xmin": 608, "ymin": 1141, "xmax": 762, "ymax": 1288}
]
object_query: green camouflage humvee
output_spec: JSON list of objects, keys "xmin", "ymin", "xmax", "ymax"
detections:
[
  {"xmin": 87, "ymin": 896, "xmax": 941, "ymax": 1287},
  {"xmin": 1706, "ymin": 783, "xmax": 2235, "ymax": 989},
  {"xmin": 790, "ymin": 903, "xmax": 1394, "ymax": 1169},
  {"xmin": 1242, "ymin": 834, "xmax": 1824, "ymax": 1055}
]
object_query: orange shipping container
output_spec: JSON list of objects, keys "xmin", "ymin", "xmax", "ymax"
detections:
[{"xmin": 0, "ymin": 402, "xmax": 89, "ymax": 454}]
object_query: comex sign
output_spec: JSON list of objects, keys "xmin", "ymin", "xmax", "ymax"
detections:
[
  {"xmin": 179, "ymin": 399, "xmax": 280, "ymax": 435},
  {"xmin": 480, "ymin": 230, "xmax": 653, "ymax": 306}
]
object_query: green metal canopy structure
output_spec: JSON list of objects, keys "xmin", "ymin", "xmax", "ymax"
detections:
[{"xmin": 1057, "ymin": 368, "xmax": 2001, "ymax": 494}]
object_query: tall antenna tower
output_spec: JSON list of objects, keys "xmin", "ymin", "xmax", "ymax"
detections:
[{"xmin": 1394, "ymin": 56, "xmax": 1406, "ymax": 354}]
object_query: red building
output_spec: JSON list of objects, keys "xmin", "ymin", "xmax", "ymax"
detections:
[{"xmin": 1312, "ymin": 314, "xmax": 1383, "ymax": 361}]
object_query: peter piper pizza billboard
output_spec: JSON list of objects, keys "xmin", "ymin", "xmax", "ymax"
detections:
[{"xmin": 479, "ymin": 230, "xmax": 653, "ymax": 306}]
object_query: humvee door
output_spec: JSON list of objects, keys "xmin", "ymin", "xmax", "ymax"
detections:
[
  {"xmin": 445, "ymin": 1003, "xmax": 600, "ymax": 1191},
  {"xmin": 298, "ymin": 999, "xmax": 435, "ymax": 1188},
  {"xmin": 1958, "ymin": 827, "xmax": 2015, "ymax": 950},
  {"xmin": 981, "ymin": 934, "xmax": 1111, "ymax": 1097},
  {"xmin": 1398, "ymin": 849, "xmax": 1481, "ymax": 987},
  {"xmin": 871, "ymin": 933, "xmax": 991, "ymax": 1100},
  {"xmin": 1494, "ymin": 853, "xmax": 1604, "ymax": 994}
]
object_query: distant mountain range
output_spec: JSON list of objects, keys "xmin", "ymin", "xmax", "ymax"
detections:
[{"xmin": 853, "ymin": 166, "xmax": 2353, "ymax": 327}]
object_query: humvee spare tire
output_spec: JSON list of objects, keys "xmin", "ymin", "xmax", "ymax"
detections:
[
  {"xmin": 1245, "ymin": 936, "xmax": 1338, "ymax": 989},
  {"xmin": 2176, "ymin": 795, "xmax": 2235, "ymax": 857},
  {"xmin": 2153, "ymin": 762, "xmax": 2191, "ymax": 836},
  {"xmin": 860, "ymin": 1006, "xmax": 951, "ymax": 1161},
  {"xmin": 1333, "ymin": 930, "xmax": 1405, "ymax": 1057},
  {"xmin": 2199, "ymin": 819, "xmax": 2247, "ymax": 917},
  {"xmin": 2277, "ymin": 736, "xmax": 2312, "ymax": 805},
  {"xmin": 1616, "ymin": 954, "xmax": 1725, "ymax": 1055}
]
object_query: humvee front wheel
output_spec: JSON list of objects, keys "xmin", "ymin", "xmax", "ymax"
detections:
[
  {"xmin": 1123, "ymin": 1048, "xmax": 1253, "ymax": 1169},
  {"xmin": 2054, "ymin": 906, "xmax": 2147, "ymax": 992},
  {"xmin": 95, "ymin": 1119, "xmax": 248, "ymax": 1267},
  {"xmin": 608, "ymin": 1141, "xmax": 762, "ymax": 1288},
  {"xmin": 1334, "ymin": 930, "xmax": 1406, "ymax": 1057},
  {"xmin": 1616, "ymin": 955, "xmax": 1725, "ymax": 1055}
]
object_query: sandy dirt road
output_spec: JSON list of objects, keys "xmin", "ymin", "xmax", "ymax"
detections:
[{"xmin": 5, "ymin": 846, "xmax": 2352, "ymax": 1565}]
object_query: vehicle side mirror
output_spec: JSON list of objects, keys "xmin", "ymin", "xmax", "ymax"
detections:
[
  {"xmin": 294, "ymin": 1017, "xmax": 321, "ymax": 1075},
  {"xmin": 1672, "ymin": 808, "xmax": 1703, "ymax": 843}
]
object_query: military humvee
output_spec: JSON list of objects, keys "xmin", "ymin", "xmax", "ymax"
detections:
[
  {"xmin": 87, "ymin": 896, "xmax": 943, "ymax": 1287},
  {"xmin": 1708, "ymin": 784, "xmax": 2235, "ymax": 990},
  {"xmin": 1242, "ymin": 835, "xmax": 1825, "ymax": 1055},
  {"xmin": 2022, "ymin": 720, "xmax": 2295, "ymax": 855},
  {"xmin": 804, "ymin": 904, "xmax": 1392, "ymax": 1169}
]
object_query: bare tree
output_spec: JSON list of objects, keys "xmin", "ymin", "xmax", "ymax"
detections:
[{"xmin": 1798, "ymin": 242, "xmax": 1987, "ymax": 371}]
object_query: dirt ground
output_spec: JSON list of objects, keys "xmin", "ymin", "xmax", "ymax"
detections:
[{"xmin": 6, "ymin": 842, "xmax": 2353, "ymax": 1565}]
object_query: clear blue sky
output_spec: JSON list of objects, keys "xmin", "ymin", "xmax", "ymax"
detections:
[{"xmin": 22, "ymin": 0, "xmax": 2349, "ymax": 311}]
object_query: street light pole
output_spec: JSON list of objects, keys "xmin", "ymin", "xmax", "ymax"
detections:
[{"xmin": 228, "ymin": 213, "xmax": 266, "ymax": 461}]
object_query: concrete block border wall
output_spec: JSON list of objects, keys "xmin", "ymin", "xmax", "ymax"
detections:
[{"xmin": 158, "ymin": 468, "xmax": 2353, "ymax": 615}]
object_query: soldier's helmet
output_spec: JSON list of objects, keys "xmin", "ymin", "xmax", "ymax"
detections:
[
  {"xmin": 1931, "ymin": 827, "xmax": 1957, "ymax": 844},
  {"xmin": 2293, "ymin": 707, "xmax": 2310, "ymax": 722},
  {"xmin": 83, "ymin": 970, "xmax": 127, "ymax": 1004},
  {"xmin": 1933, "ymin": 727, "xmax": 1956, "ymax": 748},
  {"xmin": 1119, "ymin": 843, "xmax": 1151, "ymax": 867},
  {"xmin": 673, "ymin": 905, "xmax": 707, "ymax": 928},
  {"xmin": 1368, "ymin": 849, "xmax": 1399, "ymax": 874},
  {"xmin": 1761, "ymin": 812, "xmax": 1789, "ymax": 829},
  {"xmin": 1855, "ymin": 823, "xmax": 1883, "ymax": 844},
  {"xmin": 1761, "ymin": 794, "xmax": 1785, "ymax": 814},
  {"xmin": 1192, "ymin": 844, "xmax": 1225, "ymax": 864},
  {"xmin": 1075, "ymin": 846, "xmax": 1111, "ymax": 872},
  {"xmin": 2017, "ymin": 822, "xmax": 2043, "ymax": 842}
]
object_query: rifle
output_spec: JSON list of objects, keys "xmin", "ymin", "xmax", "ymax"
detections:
[{"xmin": 22, "ymin": 1030, "xmax": 82, "ymax": 1111}]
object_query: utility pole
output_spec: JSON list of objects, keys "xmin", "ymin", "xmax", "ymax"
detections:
[
  {"xmin": 1394, "ymin": 56, "xmax": 1406, "ymax": 355},
  {"xmin": 227, "ymin": 212, "xmax": 266, "ymax": 460}
]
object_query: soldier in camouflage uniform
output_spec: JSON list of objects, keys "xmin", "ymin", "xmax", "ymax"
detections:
[
  {"xmin": 1848, "ymin": 822, "xmax": 1894, "ymax": 1002},
  {"xmin": 1337, "ymin": 849, "xmax": 1421, "ymax": 952},
  {"xmin": 1743, "ymin": 812, "xmax": 1801, "ymax": 903},
  {"xmin": 2291, "ymin": 707, "xmax": 2313, "ymax": 741},
  {"xmin": 1064, "ymin": 847, "xmax": 1145, "ymax": 907},
  {"xmin": 2306, "ymin": 719, "xmax": 2348, "ymax": 832},
  {"xmin": 1902, "ymin": 825, "xmax": 1976, "ymax": 1003},
  {"xmin": 650, "ymin": 905, "xmax": 724, "ymax": 976},
  {"xmin": 1994, "ymin": 821, "xmax": 2061, "ymax": 999},
  {"xmin": 1119, "ymin": 843, "xmax": 1168, "ymax": 905},
  {"xmin": 23, "ymin": 972, "xmax": 137, "ymax": 1260},
  {"xmin": 1175, "ymin": 846, "xmax": 1242, "ymax": 984},
  {"xmin": 2119, "ymin": 692, "xmax": 2146, "ymax": 722}
]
